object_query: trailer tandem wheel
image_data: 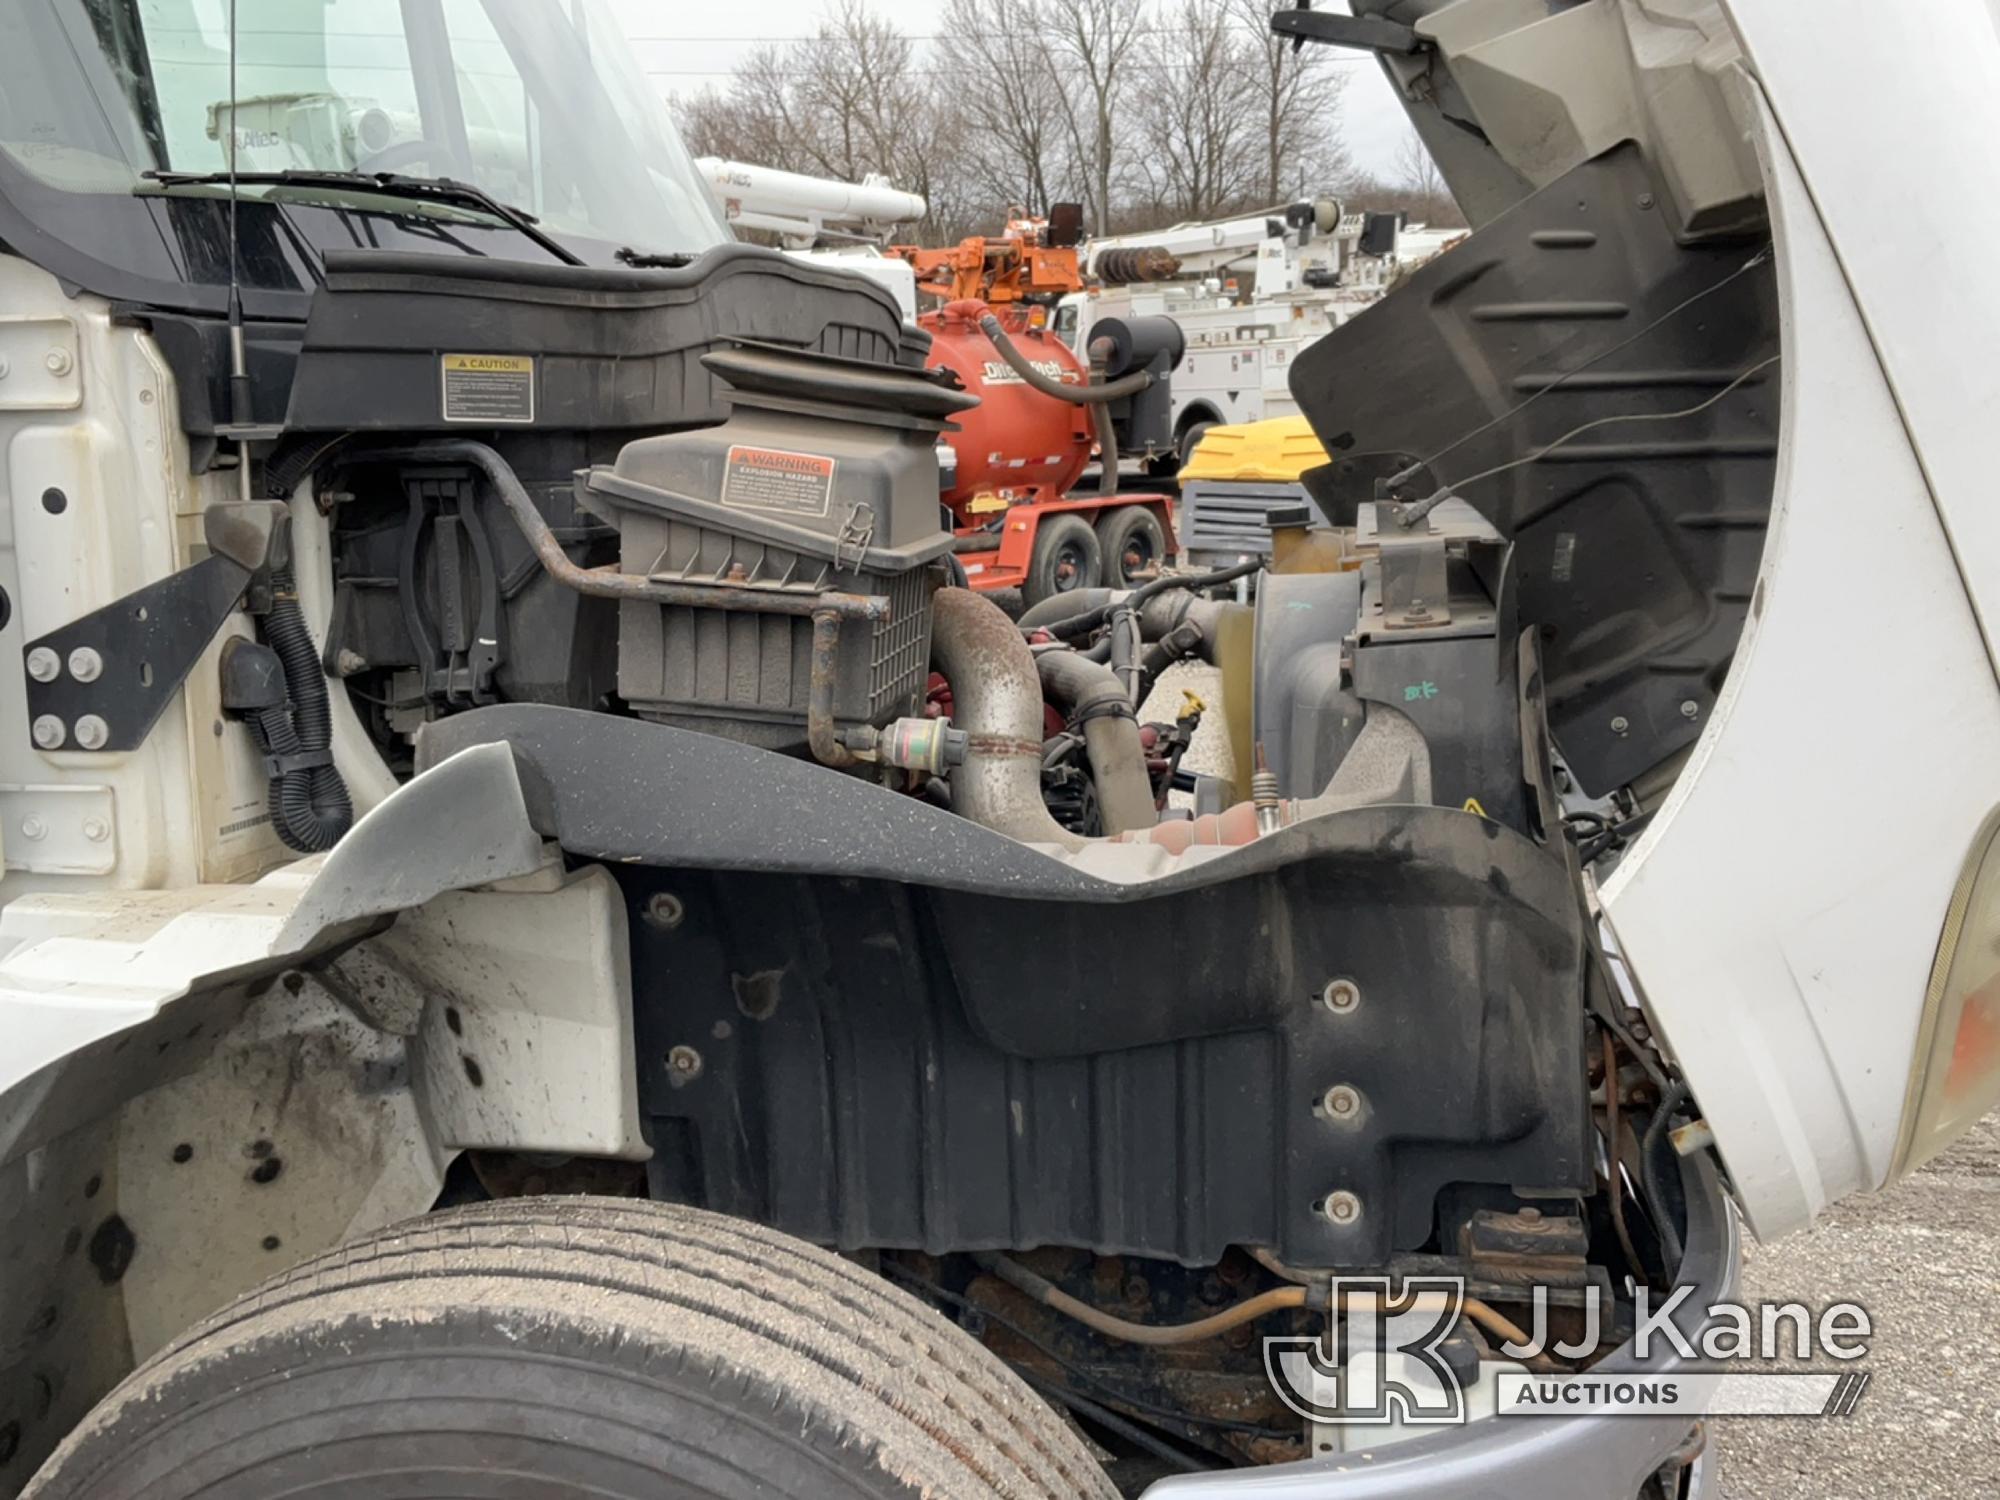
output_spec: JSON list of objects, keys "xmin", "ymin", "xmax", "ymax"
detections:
[
  {"xmin": 1096, "ymin": 505, "xmax": 1169, "ymax": 588},
  {"xmin": 1023, "ymin": 513, "xmax": 1103, "ymax": 607}
]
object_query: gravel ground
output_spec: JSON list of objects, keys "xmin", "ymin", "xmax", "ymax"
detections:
[
  {"xmin": 1714, "ymin": 1110, "xmax": 2000, "ymax": 1498},
  {"xmin": 1148, "ymin": 657, "xmax": 1998, "ymax": 1498}
]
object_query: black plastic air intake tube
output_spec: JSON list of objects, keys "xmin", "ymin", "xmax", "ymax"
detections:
[{"xmin": 251, "ymin": 568, "xmax": 353, "ymax": 852}]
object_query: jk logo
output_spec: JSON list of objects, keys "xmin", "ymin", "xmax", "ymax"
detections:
[{"xmin": 1263, "ymin": 1277, "xmax": 1470, "ymax": 1427}]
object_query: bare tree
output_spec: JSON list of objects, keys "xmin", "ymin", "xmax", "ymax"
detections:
[
  {"xmin": 1041, "ymin": 0, "xmax": 1146, "ymax": 234},
  {"xmin": 936, "ymin": 0, "xmax": 1074, "ymax": 217},
  {"xmin": 1393, "ymin": 132, "xmax": 1457, "ymax": 225},
  {"xmin": 1230, "ymin": 0, "xmax": 1353, "ymax": 205},
  {"xmin": 671, "ymin": 0, "xmax": 978, "ymax": 242},
  {"xmin": 1128, "ymin": 1, "xmax": 1256, "ymax": 223}
]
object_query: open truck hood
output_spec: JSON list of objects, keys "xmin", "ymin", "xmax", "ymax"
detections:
[{"xmin": 1285, "ymin": 0, "xmax": 2000, "ymax": 1237}]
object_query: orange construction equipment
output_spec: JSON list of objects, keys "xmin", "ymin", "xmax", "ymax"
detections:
[
  {"xmin": 889, "ymin": 208, "xmax": 1087, "ymax": 307},
  {"xmin": 888, "ymin": 211, "xmax": 1181, "ymax": 605}
]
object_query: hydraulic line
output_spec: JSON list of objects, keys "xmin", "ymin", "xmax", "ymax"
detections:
[{"xmin": 974, "ymin": 1252, "xmax": 1307, "ymax": 1347}]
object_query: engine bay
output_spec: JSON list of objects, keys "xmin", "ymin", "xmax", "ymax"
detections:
[{"xmin": 3, "ymin": 133, "xmax": 1769, "ymax": 1493}]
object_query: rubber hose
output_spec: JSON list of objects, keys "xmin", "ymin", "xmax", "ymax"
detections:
[
  {"xmin": 1135, "ymin": 620, "xmax": 1206, "ymax": 703},
  {"xmin": 1019, "ymin": 587, "xmax": 1118, "ymax": 631},
  {"xmin": 1087, "ymin": 337, "xmax": 1119, "ymax": 499},
  {"xmin": 979, "ymin": 315, "xmax": 1152, "ymax": 403},
  {"xmin": 1030, "ymin": 560, "xmax": 1262, "ymax": 641},
  {"xmin": 1035, "ymin": 650, "xmax": 1157, "ymax": 834},
  {"xmin": 1642, "ymin": 1081, "xmax": 1692, "ymax": 1275},
  {"xmin": 975, "ymin": 1252, "xmax": 1307, "ymax": 1347}
]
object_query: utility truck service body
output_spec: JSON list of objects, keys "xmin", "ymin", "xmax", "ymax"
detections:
[
  {"xmin": 1056, "ymin": 205, "xmax": 1449, "ymax": 452},
  {"xmin": 1, "ymin": 2, "xmax": 1998, "ymax": 1499}
]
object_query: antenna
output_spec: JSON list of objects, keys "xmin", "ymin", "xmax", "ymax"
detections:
[{"xmin": 224, "ymin": 0, "xmax": 252, "ymax": 501}]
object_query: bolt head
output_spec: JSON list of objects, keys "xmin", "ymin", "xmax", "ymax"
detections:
[
  {"xmin": 82, "ymin": 817, "xmax": 109, "ymax": 842},
  {"xmin": 25, "ymin": 647, "xmax": 59, "ymax": 683},
  {"xmin": 1610, "ymin": 715, "xmax": 1630, "ymax": 735},
  {"xmin": 1322, "ymin": 1085, "xmax": 1362, "ymax": 1120},
  {"xmin": 1322, "ymin": 1190, "xmax": 1363, "ymax": 1226},
  {"xmin": 1679, "ymin": 699, "xmax": 1700, "ymax": 720},
  {"xmin": 74, "ymin": 714, "xmax": 109, "ymax": 751},
  {"xmin": 644, "ymin": 891, "xmax": 686, "ymax": 930},
  {"xmin": 0, "ymin": 354, "xmax": 10, "ymax": 379},
  {"xmin": 44, "ymin": 348, "xmax": 72, "ymax": 377},
  {"xmin": 19, "ymin": 816, "xmax": 47, "ymax": 841},
  {"xmin": 67, "ymin": 646, "xmax": 102, "ymax": 683},
  {"xmin": 30, "ymin": 714, "xmax": 65, "ymax": 750},
  {"xmin": 666, "ymin": 1044, "xmax": 703, "ymax": 1085},
  {"xmin": 1321, "ymin": 977, "xmax": 1360, "ymax": 1014}
]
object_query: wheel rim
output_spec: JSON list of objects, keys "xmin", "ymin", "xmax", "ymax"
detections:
[
  {"xmin": 1116, "ymin": 528, "xmax": 1158, "ymax": 585},
  {"xmin": 1052, "ymin": 539, "xmax": 1090, "ymax": 591}
]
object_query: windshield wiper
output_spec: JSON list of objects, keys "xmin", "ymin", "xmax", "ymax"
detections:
[{"xmin": 140, "ymin": 169, "xmax": 585, "ymax": 267}]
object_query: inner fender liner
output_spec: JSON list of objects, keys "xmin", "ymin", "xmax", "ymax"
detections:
[
  {"xmin": 1291, "ymin": 143, "xmax": 1778, "ymax": 794},
  {"xmin": 418, "ymin": 706, "xmax": 1591, "ymax": 1267}
]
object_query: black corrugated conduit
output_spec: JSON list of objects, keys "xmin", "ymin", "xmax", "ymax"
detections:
[{"xmin": 249, "ymin": 568, "xmax": 353, "ymax": 852}]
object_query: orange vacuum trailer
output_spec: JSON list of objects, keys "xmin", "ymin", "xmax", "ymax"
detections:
[{"xmin": 889, "ymin": 209, "xmax": 1185, "ymax": 605}]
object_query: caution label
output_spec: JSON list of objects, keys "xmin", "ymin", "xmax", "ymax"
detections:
[
  {"xmin": 440, "ymin": 353, "xmax": 535, "ymax": 423},
  {"xmin": 720, "ymin": 444, "xmax": 836, "ymax": 518}
]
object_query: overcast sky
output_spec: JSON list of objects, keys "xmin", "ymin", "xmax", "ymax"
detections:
[{"xmin": 603, "ymin": 0, "xmax": 1416, "ymax": 185}]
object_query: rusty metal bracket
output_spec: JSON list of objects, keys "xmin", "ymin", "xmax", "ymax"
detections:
[{"xmin": 1373, "ymin": 499, "xmax": 1452, "ymax": 630}]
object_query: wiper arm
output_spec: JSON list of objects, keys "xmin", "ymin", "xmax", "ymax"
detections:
[{"xmin": 140, "ymin": 169, "xmax": 585, "ymax": 267}]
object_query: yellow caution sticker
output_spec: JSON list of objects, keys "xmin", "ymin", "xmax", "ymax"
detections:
[
  {"xmin": 1462, "ymin": 796, "xmax": 1489, "ymax": 817},
  {"xmin": 440, "ymin": 353, "xmax": 535, "ymax": 423}
]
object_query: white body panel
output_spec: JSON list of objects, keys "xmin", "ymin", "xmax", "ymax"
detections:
[
  {"xmin": 1602, "ymin": 23, "xmax": 2000, "ymax": 1235},
  {"xmin": 0, "ymin": 260, "xmax": 283, "ymax": 904},
  {"xmin": 785, "ymin": 247, "xmax": 920, "ymax": 321}
]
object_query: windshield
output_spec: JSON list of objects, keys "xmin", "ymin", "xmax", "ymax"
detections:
[{"xmin": 0, "ymin": 0, "xmax": 729, "ymax": 258}]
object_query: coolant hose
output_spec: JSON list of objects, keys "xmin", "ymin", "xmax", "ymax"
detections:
[
  {"xmin": 1018, "ymin": 588, "xmax": 1118, "ymax": 630},
  {"xmin": 254, "ymin": 568, "xmax": 354, "ymax": 852},
  {"xmin": 1024, "ymin": 561, "xmax": 1262, "ymax": 642},
  {"xmin": 979, "ymin": 315, "xmax": 1153, "ymax": 403},
  {"xmin": 931, "ymin": 588, "xmax": 1086, "ymax": 851},
  {"xmin": 1035, "ymin": 650, "xmax": 1157, "ymax": 834},
  {"xmin": 1020, "ymin": 588, "xmax": 1248, "ymax": 673}
]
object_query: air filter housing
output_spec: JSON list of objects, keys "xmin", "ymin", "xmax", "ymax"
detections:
[{"xmin": 579, "ymin": 343, "xmax": 973, "ymax": 749}]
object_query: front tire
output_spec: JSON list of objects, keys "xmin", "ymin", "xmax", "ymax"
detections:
[{"xmin": 24, "ymin": 1198, "xmax": 1116, "ymax": 1500}]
